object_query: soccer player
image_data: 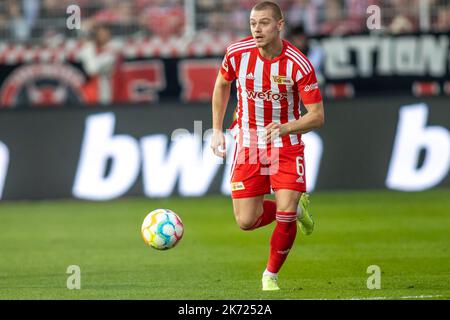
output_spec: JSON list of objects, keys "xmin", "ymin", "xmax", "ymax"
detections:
[{"xmin": 210, "ymin": 1, "xmax": 324, "ymax": 291}]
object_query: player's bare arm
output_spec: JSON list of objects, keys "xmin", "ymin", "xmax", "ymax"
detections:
[
  {"xmin": 265, "ymin": 101, "xmax": 325, "ymax": 143},
  {"xmin": 211, "ymin": 72, "xmax": 232, "ymax": 158}
]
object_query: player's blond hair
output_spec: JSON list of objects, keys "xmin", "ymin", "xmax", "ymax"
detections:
[{"xmin": 251, "ymin": 1, "xmax": 284, "ymax": 21}]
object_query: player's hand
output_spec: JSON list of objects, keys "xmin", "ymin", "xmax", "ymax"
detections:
[
  {"xmin": 211, "ymin": 130, "xmax": 226, "ymax": 158},
  {"xmin": 264, "ymin": 123, "xmax": 290, "ymax": 144}
]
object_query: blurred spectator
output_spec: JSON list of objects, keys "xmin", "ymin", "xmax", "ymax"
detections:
[
  {"xmin": 196, "ymin": 0, "xmax": 215, "ymax": 31},
  {"xmin": 227, "ymin": 1, "xmax": 251, "ymax": 37},
  {"xmin": 345, "ymin": 0, "xmax": 381, "ymax": 33},
  {"xmin": 287, "ymin": 0, "xmax": 322, "ymax": 35},
  {"xmin": 0, "ymin": 0, "xmax": 449, "ymax": 43},
  {"xmin": 432, "ymin": 0, "xmax": 450, "ymax": 31},
  {"xmin": 387, "ymin": 0, "xmax": 418, "ymax": 34},
  {"xmin": 389, "ymin": 15, "xmax": 416, "ymax": 33},
  {"xmin": 79, "ymin": 25, "xmax": 124, "ymax": 105},
  {"xmin": 317, "ymin": 0, "xmax": 345, "ymax": 35},
  {"xmin": 224, "ymin": 0, "xmax": 249, "ymax": 37},
  {"xmin": 7, "ymin": 0, "xmax": 31, "ymax": 41},
  {"xmin": 195, "ymin": 0, "xmax": 239, "ymax": 38},
  {"xmin": 205, "ymin": 12, "xmax": 227, "ymax": 34},
  {"xmin": 197, "ymin": 0, "xmax": 216, "ymax": 16},
  {"xmin": 22, "ymin": 0, "xmax": 40, "ymax": 34},
  {"xmin": 288, "ymin": 24, "xmax": 325, "ymax": 85},
  {"xmin": 317, "ymin": 0, "xmax": 363, "ymax": 35},
  {"xmin": 0, "ymin": 1, "xmax": 8, "ymax": 38},
  {"xmin": 40, "ymin": 0, "xmax": 64, "ymax": 20},
  {"xmin": 37, "ymin": 0, "xmax": 67, "ymax": 41},
  {"xmin": 93, "ymin": 0, "xmax": 134, "ymax": 25},
  {"xmin": 138, "ymin": 0, "xmax": 185, "ymax": 38}
]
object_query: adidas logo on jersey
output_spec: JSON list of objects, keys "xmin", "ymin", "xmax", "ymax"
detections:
[{"xmin": 246, "ymin": 73, "xmax": 255, "ymax": 80}]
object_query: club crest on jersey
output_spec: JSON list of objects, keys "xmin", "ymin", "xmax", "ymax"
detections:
[{"xmin": 272, "ymin": 75, "xmax": 293, "ymax": 85}]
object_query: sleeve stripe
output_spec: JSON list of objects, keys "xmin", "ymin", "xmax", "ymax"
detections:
[
  {"xmin": 286, "ymin": 52, "xmax": 308, "ymax": 75},
  {"xmin": 230, "ymin": 56, "xmax": 236, "ymax": 72},
  {"xmin": 227, "ymin": 44, "xmax": 256, "ymax": 57},
  {"xmin": 286, "ymin": 48, "xmax": 312, "ymax": 74},
  {"xmin": 227, "ymin": 39, "xmax": 255, "ymax": 52},
  {"xmin": 287, "ymin": 47, "xmax": 312, "ymax": 72},
  {"xmin": 295, "ymin": 70, "xmax": 303, "ymax": 82}
]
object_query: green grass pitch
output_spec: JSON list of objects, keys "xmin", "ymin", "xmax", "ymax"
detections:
[{"xmin": 0, "ymin": 190, "xmax": 449, "ymax": 300}]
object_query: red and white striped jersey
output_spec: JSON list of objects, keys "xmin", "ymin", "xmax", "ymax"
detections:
[{"xmin": 221, "ymin": 37, "xmax": 322, "ymax": 148}]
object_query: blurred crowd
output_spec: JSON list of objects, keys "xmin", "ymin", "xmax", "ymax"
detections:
[
  {"xmin": 197, "ymin": 0, "xmax": 450, "ymax": 37},
  {"xmin": 0, "ymin": 0, "xmax": 186, "ymax": 43},
  {"xmin": 0, "ymin": 0, "xmax": 450, "ymax": 43}
]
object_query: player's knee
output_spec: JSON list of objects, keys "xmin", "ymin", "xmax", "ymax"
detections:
[
  {"xmin": 235, "ymin": 214, "xmax": 257, "ymax": 231},
  {"xmin": 277, "ymin": 193, "xmax": 302, "ymax": 213},
  {"xmin": 237, "ymin": 221, "xmax": 255, "ymax": 231}
]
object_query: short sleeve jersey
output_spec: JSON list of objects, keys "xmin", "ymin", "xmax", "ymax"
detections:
[{"xmin": 221, "ymin": 37, "xmax": 322, "ymax": 148}]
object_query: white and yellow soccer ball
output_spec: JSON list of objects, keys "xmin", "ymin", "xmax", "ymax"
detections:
[{"xmin": 141, "ymin": 209, "xmax": 184, "ymax": 250}]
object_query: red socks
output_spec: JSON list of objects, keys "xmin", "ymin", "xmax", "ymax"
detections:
[
  {"xmin": 266, "ymin": 211, "xmax": 297, "ymax": 273},
  {"xmin": 250, "ymin": 200, "xmax": 277, "ymax": 230},
  {"xmin": 247, "ymin": 201, "xmax": 297, "ymax": 274}
]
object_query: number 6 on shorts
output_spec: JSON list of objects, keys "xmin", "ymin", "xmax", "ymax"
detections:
[{"xmin": 296, "ymin": 156, "xmax": 304, "ymax": 178}]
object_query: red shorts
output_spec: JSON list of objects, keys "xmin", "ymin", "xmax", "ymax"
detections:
[{"xmin": 230, "ymin": 143, "xmax": 307, "ymax": 199}]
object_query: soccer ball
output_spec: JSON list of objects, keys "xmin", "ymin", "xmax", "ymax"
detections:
[{"xmin": 141, "ymin": 209, "xmax": 184, "ymax": 250}]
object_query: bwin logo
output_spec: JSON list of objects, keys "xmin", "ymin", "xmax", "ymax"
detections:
[
  {"xmin": 72, "ymin": 113, "xmax": 228, "ymax": 200},
  {"xmin": 386, "ymin": 103, "xmax": 450, "ymax": 191},
  {"xmin": 72, "ymin": 113, "xmax": 324, "ymax": 200}
]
